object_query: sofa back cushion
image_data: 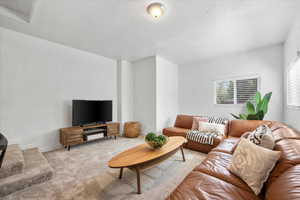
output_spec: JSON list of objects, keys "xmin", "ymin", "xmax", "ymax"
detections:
[
  {"xmin": 228, "ymin": 120, "xmax": 272, "ymax": 137},
  {"xmin": 266, "ymin": 138, "xmax": 300, "ymax": 187},
  {"xmin": 265, "ymin": 165, "xmax": 300, "ymax": 200},
  {"xmin": 174, "ymin": 115, "xmax": 194, "ymax": 129},
  {"xmin": 271, "ymin": 126, "xmax": 300, "ymax": 142}
]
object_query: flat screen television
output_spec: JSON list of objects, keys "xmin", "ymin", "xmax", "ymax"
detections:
[{"xmin": 72, "ymin": 100, "xmax": 112, "ymax": 126}]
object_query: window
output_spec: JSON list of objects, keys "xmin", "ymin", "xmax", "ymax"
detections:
[
  {"xmin": 287, "ymin": 58, "xmax": 300, "ymax": 107},
  {"xmin": 215, "ymin": 80, "xmax": 234, "ymax": 104},
  {"xmin": 215, "ymin": 77, "xmax": 259, "ymax": 105}
]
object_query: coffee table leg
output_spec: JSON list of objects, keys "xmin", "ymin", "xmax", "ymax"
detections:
[
  {"xmin": 119, "ymin": 168, "xmax": 123, "ymax": 179},
  {"xmin": 180, "ymin": 146, "xmax": 186, "ymax": 162},
  {"xmin": 135, "ymin": 168, "xmax": 141, "ymax": 194}
]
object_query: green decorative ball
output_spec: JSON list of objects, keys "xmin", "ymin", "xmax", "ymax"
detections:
[{"xmin": 145, "ymin": 132, "xmax": 168, "ymax": 149}]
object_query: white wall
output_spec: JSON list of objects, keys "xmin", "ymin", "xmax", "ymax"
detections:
[
  {"xmin": 284, "ymin": 14, "xmax": 300, "ymax": 130},
  {"xmin": 156, "ymin": 56, "xmax": 178, "ymax": 132},
  {"xmin": 132, "ymin": 56, "xmax": 156, "ymax": 133},
  {"xmin": 132, "ymin": 55, "xmax": 178, "ymax": 133},
  {"xmin": 0, "ymin": 27, "xmax": 117, "ymax": 152},
  {"xmin": 117, "ymin": 60, "xmax": 134, "ymax": 134},
  {"xmin": 179, "ymin": 45, "xmax": 284, "ymax": 121}
]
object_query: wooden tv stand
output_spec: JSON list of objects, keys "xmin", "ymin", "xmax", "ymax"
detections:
[{"xmin": 60, "ymin": 122, "xmax": 120, "ymax": 151}]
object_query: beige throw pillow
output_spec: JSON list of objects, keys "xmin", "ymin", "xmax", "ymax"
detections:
[
  {"xmin": 198, "ymin": 121, "xmax": 225, "ymax": 135},
  {"xmin": 229, "ymin": 138, "xmax": 281, "ymax": 195},
  {"xmin": 191, "ymin": 116, "xmax": 208, "ymax": 130}
]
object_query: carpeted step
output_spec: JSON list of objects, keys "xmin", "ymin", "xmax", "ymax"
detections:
[
  {"xmin": 0, "ymin": 144, "xmax": 24, "ymax": 179},
  {"xmin": 0, "ymin": 148, "xmax": 54, "ymax": 197}
]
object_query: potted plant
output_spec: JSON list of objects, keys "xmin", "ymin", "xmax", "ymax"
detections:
[
  {"xmin": 145, "ymin": 132, "xmax": 168, "ymax": 149},
  {"xmin": 231, "ymin": 91, "xmax": 272, "ymax": 120}
]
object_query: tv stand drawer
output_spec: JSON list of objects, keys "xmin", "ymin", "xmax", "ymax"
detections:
[
  {"xmin": 67, "ymin": 138, "xmax": 84, "ymax": 144},
  {"xmin": 60, "ymin": 122, "xmax": 120, "ymax": 150},
  {"xmin": 107, "ymin": 123, "xmax": 120, "ymax": 136}
]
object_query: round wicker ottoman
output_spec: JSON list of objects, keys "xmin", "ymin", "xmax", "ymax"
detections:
[{"xmin": 124, "ymin": 121, "xmax": 141, "ymax": 138}]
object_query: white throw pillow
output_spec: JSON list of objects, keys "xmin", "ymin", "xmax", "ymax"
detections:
[
  {"xmin": 247, "ymin": 124, "xmax": 275, "ymax": 150},
  {"xmin": 229, "ymin": 138, "xmax": 281, "ymax": 195},
  {"xmin": 198, "ymin": 121, "xmax": 225, "ymax": 135}
]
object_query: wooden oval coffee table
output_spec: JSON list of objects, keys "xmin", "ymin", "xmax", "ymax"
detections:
[{"xmin": 108, "ymin": 136, "xmax": 187, "ymax": 194}]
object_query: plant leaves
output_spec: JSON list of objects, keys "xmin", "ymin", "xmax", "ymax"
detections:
[
  {"xmin": 231, "ymin": 113, "xmax": 240, "ymax": 119},
  {"xmin": 239, "ymin": 114, "xmax": 248, "ymax": 120},
  {"xmin": 246, "ymin": 101, "xmax": 256, "ymax": 114},
  {"xmin": 228, "ymin": 91, "xmax": 272, "ymax": 121},
  {"xmin": 247, "ymin": 113, "xmax": 260, "ymax": 120},
  {"xmin": 257, "ymin": 110, "xmax": 265, "ymax": 120},
  {"xmin": 262, "ymin": 92, "xmax": 272, "ymax": 103},
  {"xmin": 257, "ymin": 101, "xmax": 262, "ymax": 113},
  {"xmin": 255, "ymin": 91, "xmax": 261, "ymax": 106},
  {"xmin": 261, "ymin": 92, "xmax": 272, "ymax": 114}
]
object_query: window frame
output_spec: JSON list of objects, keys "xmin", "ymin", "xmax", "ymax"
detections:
[{"xmin": 214, "ymin": 75, "xmax": 261, "ymax": 106}]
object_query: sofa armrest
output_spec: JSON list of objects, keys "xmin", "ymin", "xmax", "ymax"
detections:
[{"xmin": 163, "ymin": 127, "xmax": 189, "ymax": 138}]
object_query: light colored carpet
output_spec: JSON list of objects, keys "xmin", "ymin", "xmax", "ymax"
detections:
[{"xmin": 3, "ymin": 136, "xmax": 207, "ymax": 200}]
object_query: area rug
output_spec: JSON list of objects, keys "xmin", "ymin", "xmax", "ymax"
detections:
[{"xmin": 3, "ymin": 136, "xmax": 207, "ymax": 200}]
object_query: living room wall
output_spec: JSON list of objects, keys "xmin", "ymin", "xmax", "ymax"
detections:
[
  {"xmin": 132, "ymin": 56, "xmax": 157, "ymax": 133},
  {"xmin": 0, "ymin": 27, "xmax": 117, "ymax": 152},
  {"xmin": 156, "ymin": 56, "xmax": 178, "ymax": 132},
  {"xmin": 117, "ymin": 60, "xmax": 134, "ymax": 125},
  {"xmin": 178, "ymin": 44, "xmax": 284, "ymax": 121}
]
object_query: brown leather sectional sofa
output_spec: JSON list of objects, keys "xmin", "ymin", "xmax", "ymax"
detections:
[
  {"xmin": 163, "ymin": 115, "xmax": 228, "ymax": 153},
  {"xmin": 163, "ymin": 115, "xmax": 300, "ymax": 200}
]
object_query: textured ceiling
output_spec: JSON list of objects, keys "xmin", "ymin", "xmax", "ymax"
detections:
[{"xmin": 0, "ymin": 0, "xmax": 298, "ymax": 64}]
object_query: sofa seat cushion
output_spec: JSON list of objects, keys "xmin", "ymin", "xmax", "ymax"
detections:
[
  {"xmin": 163, "ymin": 127, "xmax": 189, "ymax": 137},
  {"xmin": 211, "ymin": 137, "xmax": 240, "ymax": 154},
  {"xmin": 267, "ymin": 139, "xmax": 300, "ymax": 187},
  {"xmin": 266, "ymin": 165, "xmax": 300, "ymax": 200},
  {"xmin": 166, "ymin": 171, "xmax": 260, "ymax": 200},
  {"xmin": 193, "ymin": 151, "xmax": 253, "ymax": 192}
]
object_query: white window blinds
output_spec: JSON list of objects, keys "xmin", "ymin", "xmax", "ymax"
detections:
[
  {"xmin": 236, "ymin": 78, "xmax": 258, "ymax": 104},
  {"xmin": 287, "ymin": 58, "xmax": 300, "ymax": 107},
  {"xmin": 215, "ymin": 77, "xmax": 258, "ymax": 105}
]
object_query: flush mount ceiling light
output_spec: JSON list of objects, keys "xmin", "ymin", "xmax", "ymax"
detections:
[{"xmin": 147, "ymin": 2, "xmax": 165, "ymax": 19}]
